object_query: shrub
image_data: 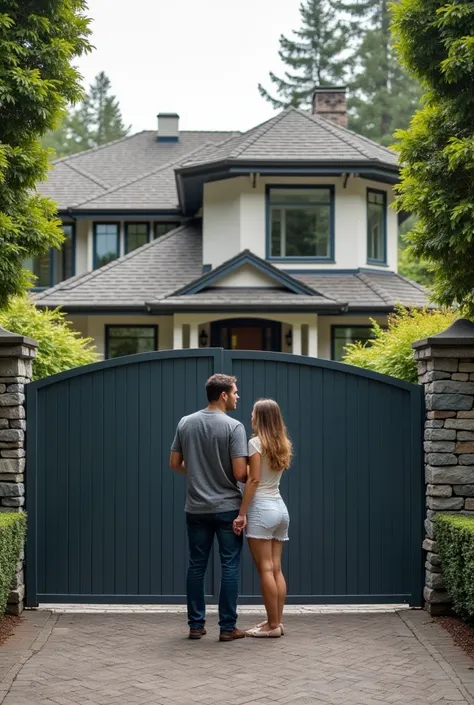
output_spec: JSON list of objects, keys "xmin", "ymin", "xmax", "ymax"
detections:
[
  {"xmin": 343, "ymin": 307, "xmax": 457, "ymax": 383},
  {"xmin": 0, "ymin": 297, "xmax": 98, "ymax": 381},
  {"xmin": 0, "ymin": 514, "xmax": 27, "ymax": 615},
  {"xmin": 435, "ymin": 514, "xmax": 474, "ymax": 620}
]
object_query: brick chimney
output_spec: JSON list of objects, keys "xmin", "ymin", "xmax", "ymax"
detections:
[{"xmin": 312, "ymin": 86, "xmax": 347, "ymax": 128}]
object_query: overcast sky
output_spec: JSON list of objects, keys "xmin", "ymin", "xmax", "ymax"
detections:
[{"xmin": 75, "ymin": 0, "xmax": 302, "ymax": 134}]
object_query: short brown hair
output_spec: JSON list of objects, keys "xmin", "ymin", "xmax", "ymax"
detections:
[{"xmin": 205, "ymin": 374, "xmax": 237, "ymax": 402}]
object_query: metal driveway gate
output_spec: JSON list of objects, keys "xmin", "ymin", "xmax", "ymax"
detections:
[{"xmin": 25, "ymin": 349, "xmax": 424, "ymax": 606}]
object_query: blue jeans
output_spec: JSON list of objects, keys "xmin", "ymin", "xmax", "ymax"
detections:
[{"xmin": 186, "ymin": 510, "xmax": 243, "ymax": 633}]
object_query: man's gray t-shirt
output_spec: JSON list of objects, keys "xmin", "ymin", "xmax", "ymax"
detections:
[{"xmin": 171, "ymin": 410, "xmax": 248, "ymax": 514}]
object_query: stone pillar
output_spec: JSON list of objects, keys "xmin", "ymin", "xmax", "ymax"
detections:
[
  {"xmin": 292, "ymin": 324, "xmax": 302, "ymax": 355},
  {"xmin": 0, "ymin": 326, "xmax": 37, "ymax": 616},
  {"xmin": 413, "ymin": 318, "xmax": 474, "ymax": 615}
]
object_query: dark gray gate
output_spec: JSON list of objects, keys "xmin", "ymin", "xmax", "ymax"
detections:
[{"xmin": 25, "ymin": 349, "xmax": 424, "ymax": 607}]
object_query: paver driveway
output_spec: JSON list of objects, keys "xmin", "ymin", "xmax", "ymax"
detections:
[{"xmin": 1, "ymin": 608, "xmax": 474, "ymax": 705}]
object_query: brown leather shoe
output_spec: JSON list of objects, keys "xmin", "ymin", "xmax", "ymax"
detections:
[
  {"xmin": 219, "ymin": 628, "xmax": 245, "ymax": 642},
  {"xmin": 188, "ymin": 627, "xmax": 207, "ymax": 640}
]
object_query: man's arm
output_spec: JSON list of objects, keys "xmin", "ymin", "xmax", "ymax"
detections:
[
  {"xmin": 231, "ymin": 456, "xmax": 248, "ymax": 483},
  {"xmin": 169, "ymin": 451, "xmax": 186, "ymax": 475},
  {"xmin": 230, "ymin": 423, "xmax": 249, "ymax": 482}
]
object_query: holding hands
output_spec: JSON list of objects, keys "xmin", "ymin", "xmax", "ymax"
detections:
[{"xmin": 233, "ymin": 514, "xmax": 247, "ymax": 536}]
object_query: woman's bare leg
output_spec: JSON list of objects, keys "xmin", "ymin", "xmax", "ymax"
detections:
[
  {"xmin": 271, "ymin": 540, "xmax": 286, "ymax": 625},
  {"xmin": 247, "ymin": 538, "xmax": 279, "ymax": 630}
]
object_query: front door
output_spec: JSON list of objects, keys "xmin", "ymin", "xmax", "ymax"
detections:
[{"xmin": 210, "ymin": 319, "xmax": 281, "ymax": 351}]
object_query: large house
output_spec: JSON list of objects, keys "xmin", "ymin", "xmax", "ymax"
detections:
[{"xmin": 32, "ymin": 87, "xmax": 428, "ymax": 361}]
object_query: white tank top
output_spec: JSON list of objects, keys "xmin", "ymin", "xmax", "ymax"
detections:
[{"xmin": 248, "ymin": 436, "xmax": 283, "ymax": 499}]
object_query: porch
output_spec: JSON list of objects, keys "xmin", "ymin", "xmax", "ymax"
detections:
[{"xmin": 171, "ymin": 313, "xmax": 319, "ymax": 356}]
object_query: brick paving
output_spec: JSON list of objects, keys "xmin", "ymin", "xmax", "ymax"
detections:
[{"xmin": 1, "ymin": 608, "xmax": 474, "ymax": 705}]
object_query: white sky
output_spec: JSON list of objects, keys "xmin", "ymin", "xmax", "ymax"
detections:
[{"xmin": 75, "ymin": 0, "xmax": 302, "ymax": 133}]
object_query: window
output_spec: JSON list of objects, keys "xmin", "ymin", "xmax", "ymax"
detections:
[
  {"xmin": 367, "ymin": 189, "xmax": 387, "ymax": 264},
  {"xmin": 268, "ymin": 187, "xmax": 333, "ymax": 259},
  {"xmin": 331, "ymin": 326, "xmax": 375, "ymax": 362},
  {"xmin": 94, "ymin": 223, "xmax": 119, "ymax": 269},
  {"xmin": 153, "ymin": 222, "xmax": 179, "ymax": 239},
  {"xmin": 105, "ymin": 326, "xmax": 158, "ymax": 359},
  {"xmin": 23, "ymin": 223, "xmax": 74, "ymax": 288},
  {"xmin": 125, "ymin": 223, "xmax": 149, "ymax": 254}
]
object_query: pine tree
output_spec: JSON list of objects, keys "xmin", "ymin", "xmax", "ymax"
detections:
[
  {"xmin": 43, "ymin": 72, "xmax": 130, "ymax": 158},
  {"xmin": 339, "ymin": 0, "xmax": 421, "ymax": 143},
  {"xmin": 258, "ymin": 0, "xmax": 348, "ymax": 109}
]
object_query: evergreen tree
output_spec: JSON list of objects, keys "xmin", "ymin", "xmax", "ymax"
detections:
[
  {"xmin": 43, "ymin": 72, "xmax": 130, "ymax": 158},
  {"xmin": 392, "ymin": 0, "xmax": 474, "ymax": 315},
  {"xmin": 340, "ymin": 0, "xmax": 421, "ymax": 144},
  {"xmin": 258, "ymin": 0, "xmax": 348, "ymax": 109},
  {"xmin": 0, "ymin": 0, "xmax": 91, "ymax": 306}
]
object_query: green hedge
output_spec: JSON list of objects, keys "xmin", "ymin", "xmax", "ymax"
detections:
[
  {"xmin": 0, "ymin": 514, "xmax": 26, "ymax": 615},
  {"xmin": 435, "ymin": 514, "xmax": 474, "ymax": 619}
]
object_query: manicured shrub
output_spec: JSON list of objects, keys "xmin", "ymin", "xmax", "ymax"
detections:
[
  {"xmin": 343, "ymin": 307, "xmax": 456, "ymax": 383},
  {"xmin": 435, "ymin": 514, "xmax": 474, "ymax": 620},
  {"xmin": 0, "ymin": 297, "xmax": 97, "ymax": 380},
  {"xmin": 0, "ymin": 514, "xmax": 26, "ymax": 615}
]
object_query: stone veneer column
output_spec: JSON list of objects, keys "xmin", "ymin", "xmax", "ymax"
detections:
[
  {"xmin": 0, "ymin": 326, "xmax": 37, "ymax": 616},
  {"xmin": 413, "ymin": 318, "xmax": 474, "ymax": 615}
]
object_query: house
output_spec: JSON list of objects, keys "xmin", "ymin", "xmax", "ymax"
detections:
[{"xmin": 32, "ymin": 86, "xmax": 429, "ymax": 361}]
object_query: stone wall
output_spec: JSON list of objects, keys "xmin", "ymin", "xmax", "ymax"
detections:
[
  {"xmin": 0, "ymin": 327, "xmax": 37, "ymax": 615},
  {"xmin": 414, "ymin": 319, "xmax": 474, "ymax": 615}
]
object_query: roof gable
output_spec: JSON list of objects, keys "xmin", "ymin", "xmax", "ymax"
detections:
[{"xmin": 172, "ymin": 249, "xmax": 320, "ymax": 297}]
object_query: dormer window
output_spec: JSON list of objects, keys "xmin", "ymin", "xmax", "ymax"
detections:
[
  {"xmin": 267, "ymin": 186, "xmax": 334, "ymax": 261},
  {"xmin": 367, "ymin": 189, "xmax": 387, "ymax": 264}
]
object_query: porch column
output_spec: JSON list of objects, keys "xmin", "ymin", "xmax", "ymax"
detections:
[
  {"xmin": 292, "ymin": 324, "xmax": 302, "ymax": 355},
  {"xmin": 190, "ymin": 323, "xmax": 199, "ymax": 349},
  {"xmin": 173, "ymin": 318, "xmax": 183, "ymax": 350},
  {"xmin": 308, "ymin": 318, "xmax": 318, "ymax": 358}
]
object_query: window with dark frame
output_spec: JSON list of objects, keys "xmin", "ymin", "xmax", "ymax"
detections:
[
  {"xmin": 125, "ymin": 223, "xmax": 149, "ymax": 254},
  {"xmin": 268, "ymin": 187, "xmax": 333, "ymax": 259},
  {"xmin": 367, "ymin": 189, "xmax": 387, "ymax": 264},
  {"xmin": 94, "ymin": 223, "xmax": 119, "ymax": 269},
  {"xmin": 153, "ymin": 222, "xmax": 179, "ymax": 239},
  {"xmin": 106, "ymin": 326, "xmax": 158, "ymax": 359},
  {"xmin": 23, "ymin": 223, "xmax": 74, "ymax": 288},
  {"xmin": 331, "ymin": 326, "xmax": 375, "ymax": 362}
]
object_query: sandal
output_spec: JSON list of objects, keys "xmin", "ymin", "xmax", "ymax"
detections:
[
  {"xmin": 256, "ymin": 620, "xmax": 285, "ymax": 635},
  {"xmin": 245, "ymin": 625, "xmax": 282, "ymax": 638}
]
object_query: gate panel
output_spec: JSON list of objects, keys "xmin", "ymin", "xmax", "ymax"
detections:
[
  {"xmin": 225, "ymin": 351, "xmax": 424, "ymax": 605},
  {"xmin": 26, "ymin": 350, "xmax": 222, "ymax": 605}
]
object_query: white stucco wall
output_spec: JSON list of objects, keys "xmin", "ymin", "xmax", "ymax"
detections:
[
  {"xmin": 202, "ymin": 175, "xmax": 397, "ymax": 272},
  {"xmin": 202, "ymin": 180, "xmax": 242, "ymax": 268},
  {"xmin": 74, "ymin": 220, "xmax": 89, "ymax": 275},
  {"xmin": 214, "ymin": 265, "xmax": 277, "ymax": 288}
]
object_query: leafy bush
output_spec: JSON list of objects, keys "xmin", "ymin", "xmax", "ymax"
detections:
[
  {"xmin": 435, "ymin": 515, "xmax": 474, "ymax": 620},
  {"xmin": 0, "ymin": 514, "xmax": 26, "ymax": 615},
  {"xmin": 343, "ymin": 307, "xmax": 457, "ymax": 383},
  {"xmin": 0, "ymin": 297, "xmax": 97, "ymax": 381}
]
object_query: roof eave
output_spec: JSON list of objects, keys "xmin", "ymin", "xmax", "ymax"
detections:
[{"xmin": 145, "ymin": 302, "xmax": 347, "ymax": 314}]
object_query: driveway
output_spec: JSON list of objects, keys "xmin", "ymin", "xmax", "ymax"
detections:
[{"xmin": 1, "ymin": 607, "xmax": 473, "ymax": 705}]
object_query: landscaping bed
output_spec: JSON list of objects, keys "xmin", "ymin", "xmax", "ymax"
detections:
[{"xmin": 0, "ymin": 614, "xmax": 21, "ymax": 646}]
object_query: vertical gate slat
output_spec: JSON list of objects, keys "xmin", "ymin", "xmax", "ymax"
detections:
[
  {"xmin": 114, "ymin": 368, "xmax": 128, "ymax": 595},
  {"xmin": 91, "ymin": 371, "xmax": 105, "ymax": 595},
  {"xmin": 138, "ymin": 362, "xmax": 151, "ymax": 596},
  {"xmin": 126, "ymin": 365, "xmax": 140, "ymax": 596},
  {"xmin": 102, "ymin": 369, "xmax": 116, "ymax": 596}
]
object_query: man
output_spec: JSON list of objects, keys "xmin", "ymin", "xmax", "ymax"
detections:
[{"xmin": 170, "ymin": 373, "xmax": 248, "ymax": 642}]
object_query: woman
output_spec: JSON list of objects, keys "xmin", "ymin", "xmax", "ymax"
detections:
[{"xmin": 233, "ymin": 399, "xmax": 292, "ymax": 638}]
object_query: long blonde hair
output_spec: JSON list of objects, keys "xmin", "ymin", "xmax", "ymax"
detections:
[{"xmin": 252, "ymin": 399, "xmax": 292, "ymax": 472}]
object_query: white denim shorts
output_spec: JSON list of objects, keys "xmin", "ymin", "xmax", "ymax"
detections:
[{"xmin": 246, "ymin": 496, "xmax": 290, "ymax": 541}]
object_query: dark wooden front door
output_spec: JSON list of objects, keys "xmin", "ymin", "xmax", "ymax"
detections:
[{"xmin": 210, "ymin": 318, "xmax": 281, "ymax": 352}]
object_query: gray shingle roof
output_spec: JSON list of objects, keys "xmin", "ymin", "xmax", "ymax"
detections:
[
  {"xmin": 34, "ymin": 221, "xmax": 430, "ymax": 312},
  {"xmin": 180, "ymin": 109, "xmax": 399, "ymax": 169},
  {"xmin": 37, "ymin": 130, "xmax": 240, "ymax": 210},
  {"xmin": 34, "ymin": 222, "xmax": 203, "ymax": 308},
  {"xmin": 156, "ymin": 288, "xmax": 341, "ymax": 312},
  {"xmin": 293, "ymin": 271, "xmax": 430, "ymax": 310}
]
